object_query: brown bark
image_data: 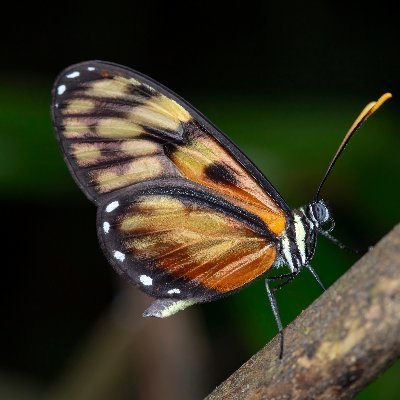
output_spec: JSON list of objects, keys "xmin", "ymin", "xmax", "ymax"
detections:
[{"xmin": 206, "ymin": 224, "xmax": 400, "ymax": 400}]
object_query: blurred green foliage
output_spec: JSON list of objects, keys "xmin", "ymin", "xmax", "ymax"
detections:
[{"xmin": 0, "ymin": 80, "xmax": 398, "ymax": 398}]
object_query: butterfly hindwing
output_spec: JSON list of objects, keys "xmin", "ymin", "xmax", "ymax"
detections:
[
  {"xmin": 51, "ymin": 61, "xmax": 289, "ymax": 237},
  {"xmin": 97, "ymin": 179, "xmax": 278, "ymax": 300}
]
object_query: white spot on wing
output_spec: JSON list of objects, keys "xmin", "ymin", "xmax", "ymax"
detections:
[
  {"xmin": 113, "ymin": 250, "xmax": 125, "ymax": 262},
  {"xmin": 167, "ymin": 288, "xmax": 181, "ymax": 295},
  {"xmin": 106, "ymin": 201, "xmax": 119, "ymax": 213},
  {"xmin": 66, "ymin": 71, "xmax": 80, "ymax": 78},
  {"xmin": 57, "ymin": 85, "xmax": 66, "ymax": 95},
  {"xmin": 140, "ymin": 275, "xmax": 153, "ymax": 286},
  {"xmin": 87, "ymin": 66, "xmax": 95, "ymax": 71},
  {"xmin": 103, "ymin": 221, "xmax": 110, "ymax": 233}
]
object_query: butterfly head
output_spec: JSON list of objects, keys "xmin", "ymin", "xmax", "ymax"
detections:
[
  {"xmin": 302, "ymin": 200, "xmax": 333, "ymax": 265},
  {"xmin": 302, "ymin": 200, "xmax": 334, "ymax": 265},
  {"xmin": 306, "ymin": 200, "xmax": 332, "ymax": 231}
]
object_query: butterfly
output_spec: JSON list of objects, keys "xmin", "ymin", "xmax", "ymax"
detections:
[{"xmin": 51, "ymin": 61, "xmax": 391, "ymax": 356}]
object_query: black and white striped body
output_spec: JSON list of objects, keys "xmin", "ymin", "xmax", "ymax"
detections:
[{"xmin": 279, "ymin": 200, "xmax": 330, "ymax": 272}]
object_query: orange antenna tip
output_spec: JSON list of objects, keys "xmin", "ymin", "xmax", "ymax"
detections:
[{"xmin": 315, "ymin": 93, "xmax": 392, "ymax": 200}]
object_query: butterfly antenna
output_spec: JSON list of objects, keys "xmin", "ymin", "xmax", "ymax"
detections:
[{"xmin": 315, "ymin": 93, "xmax": 392, "ymax": 200}]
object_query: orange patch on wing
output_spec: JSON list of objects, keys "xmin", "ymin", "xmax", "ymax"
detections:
[
  {"xmin": 199, "ymin": 245, "xmax": 276, "ymax": 292},
  {"xmin": 118, "ymin": 194, "xmax": 277, "ymax": 293},
  {"xmin": 169, "ymin": 133, "xmax": 286, "ymax": 235}
]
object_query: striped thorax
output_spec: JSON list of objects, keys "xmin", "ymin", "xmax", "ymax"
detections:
[{"xmin": 279, "ymin": 200, "xmax": 330, "ymax": 272}]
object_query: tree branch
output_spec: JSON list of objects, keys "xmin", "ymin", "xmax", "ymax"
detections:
[{"xmin": 206, "ymin": 224, "xmax": 400, "ymax": 400}]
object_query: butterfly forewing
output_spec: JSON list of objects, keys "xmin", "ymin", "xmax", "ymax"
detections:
[
  {"xmin": 52, "ymin": 61, "xmax": 290, "ymax": 302},
  {"xmin": 52, "ymin": 65, "xmax": 185, "ymax": 203},
  {"xmin": 52, "ymin": 61, "xmax": 288, "ymax": 233}
]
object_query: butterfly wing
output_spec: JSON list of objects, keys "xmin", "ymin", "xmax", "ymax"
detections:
[
  {"xmin": 51, "ymin": 61, "xmax": 290, "ymax": 312},
  {"xmin": 98, "ymin": 179, "xmax": 277, "ymax": 304},
  {"xmin": 51, "ymin": 61, "xmax": 289, "ymax": 236}
]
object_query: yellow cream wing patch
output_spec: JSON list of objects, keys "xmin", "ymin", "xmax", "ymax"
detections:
[
  {"xmin": 89, "ymin": 156, "xmax": 174, "ymax": 193},
  {"xmin": 53, "ymin": 64, "xmax": 193, "ymax": 203}
]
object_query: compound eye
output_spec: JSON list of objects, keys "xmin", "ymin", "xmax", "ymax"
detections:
[{"xmin": 313, "ymin": 202, "xmax": 329, "ymax": 224}]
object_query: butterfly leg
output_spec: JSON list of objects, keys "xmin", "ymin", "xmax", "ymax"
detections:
[
  {"xmin": 265, "ymin": 279, "xmax": 284, "ymax": 358},
  {"xmin": 265, "ymin": 272, "xmax": 300, "ymax": 281},
  {"xmin": 265, "ymin": 270, "xmax": 300, "ymax": 359},
  {"xmin": 319, "ymin": 230, "xmax": 360, "ymax": 254},
  {"xmin": 305, "ymin": 264, "xmax": 326, "ymax": 291}
]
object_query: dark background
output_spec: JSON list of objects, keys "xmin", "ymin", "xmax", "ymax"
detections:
[{"xmin": 1, "ymin": 1, "xmax": 399, "ymax": 399}]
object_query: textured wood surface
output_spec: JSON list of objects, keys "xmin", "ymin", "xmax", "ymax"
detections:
[{"xmin": 206, "ymin": 224, "xmax": 400, "ymax": 400}]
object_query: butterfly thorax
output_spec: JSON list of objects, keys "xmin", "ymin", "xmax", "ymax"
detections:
[{"xmin": 279, "ymin": 200, "xmax": 331, "ymax": 272}]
